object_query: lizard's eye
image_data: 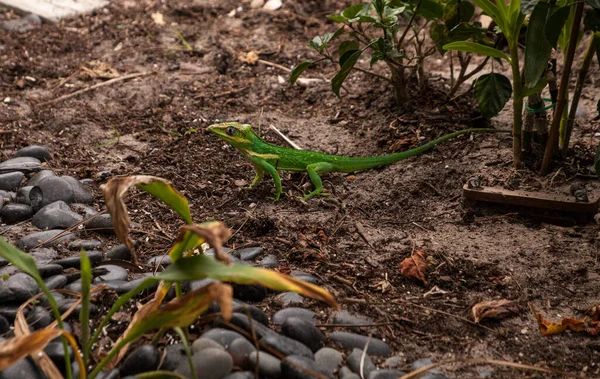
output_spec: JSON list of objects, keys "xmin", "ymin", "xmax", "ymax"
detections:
[{"xmin": 226, "ymin": 126, "xmax": 236, "ymax": 136}]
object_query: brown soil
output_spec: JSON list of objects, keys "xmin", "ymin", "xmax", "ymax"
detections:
[{"xmin": 1, "ymin": 0, "xmax": 600, "ymax": 377}]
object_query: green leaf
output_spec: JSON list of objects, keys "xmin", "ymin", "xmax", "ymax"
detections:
[
  {"xmin": 290, "ymin": 61, "xmax": 312, "ymax": 84},
  {"xmin": 136, "ymin": 179, "xmax": 192, "ymax": 225},
  {"xmin": 327, "ymin": 14, "xmax": 348, "ymax": 23},
  {"xmin": 522, "ymin": 77, "xmax": 548, "ymax": 97},
  {"xmin": 471, "ymin": 0, "xmax": 502, "ymax": 27},
  {"xmin": 443, "ymin": 0, "xmax": 475, "ymax": 28},
  {"xmin": 430, "ymin": 23, "xmax": 447, "ymax": 47},
  {"xmin": 474, "ymin": 73, "xmax": 513, "ymax": 119},
  {"xmin": 0, "ymin": 237, "xmax": 42, "ymax": 280},
  {"xmin": 545, "ymin": 6, "xmax": 571, "ymax": 48},
  {"xmin": 524, "ymin": 1, "xmax": 553, "ymax": 88},
  {"xmin": 80, "ymin": 251, "xmax": 92, "ymax": 365},
  {"xmin": 443, "ymin": 41, "xmax": 510, "ymax": 60},
  {"xmin": 587, "ymin": 0, "xmax": 600, "ymax": 8},
  {"xmin": 339, "ymin": 49, "xmax": 360, "ymax": 67},
  {"xmin": 338, "ymin": 40, "xmax": 360, "ymax": 57},
  {"xmin": 448, "ymin": 22, "xmax": 488, "ymax": 42},
  {"xmin": 584, "ymin": 8, "xmax": 600, "ymax": 31},
  {"xmin": 594, "ymin": 32, "xmax": 600, "ymax": 68},
  {"xmin": 417, "ymin": 0, "xmax": 444, "ymax": 20},
  {"xmin": 342, "ymin": 3, "xmax": 369, "ymax": 19},
  {"xmin": 520, "ymin": 0, "xmax": 539, "ymax": 14},
  {"xmin": 332, "ymin": 49, "xmax": 363, "ymax": 97}
]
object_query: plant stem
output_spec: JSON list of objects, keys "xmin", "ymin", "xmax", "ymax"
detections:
[
  {"xmin": 397, "ymin": 0, "xmax": 423, "ymax": 50},
  {"xmin": 562, "ymin": 33, "xmax": 597, "ymax": 151},
  {"xmin": 540, "ymin": 0, "xmax": 584, "ymax": 175},
  {"xmin": 509, "ymin": 42, "xmax": 524, "ymax": 169}
]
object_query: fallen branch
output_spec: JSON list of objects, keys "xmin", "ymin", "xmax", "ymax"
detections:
[
  {"xmin": 269, "ymin": 124, "xmax": 302, "ymax": 150},
  {"xmin": 38, "ymin": 72, "xmax": 153, "ymax": 107}
]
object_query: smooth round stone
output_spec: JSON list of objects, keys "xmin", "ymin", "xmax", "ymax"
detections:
[
  {"xmin": 60, "ymin": 176, "xmax": 94, "ymax": 204},
  {"xmin": 0, "ymin": 190, "xmax": 14, "ymax": 203},
  {"xmin": 33, "ymin": 176, "xmax": 75, "ymax": 208},
  {"xmin": 15, "ymin": 145, "xmax": 50, "ymax": 162},
  {"xmin": 32, "ymin": 200, "xmax": 83, "ymax": 230},
  {"xmin": 120, "ymin": 345, "xmax": 160, "ymax": 376},
  {"xmin": 95, "ymin": 369, "xmax": 120, "ymax": 379},
  {"xmin": 101, "ymin": 280, "xmax": 128, "ymax": 291},
  {"xmin": 160, "ymin": 344, "xmax": 186, "ymax": 371},
  {"xmin": 290, "ymin": 271, "xmax": 320, "ymax": 284},
  {"xmin": 105, "ymin": 244, "xmax": 132, "ymax": 260},
  {"xmin": 383, "ymin": 356, "xmax": 403, "ymax": 368},
  {"xmin": 15, "ymin": 186, "xmax": 33, "ymax": 205},
  {"xmin": 175, "ymin": 347, "xmax": 233, "ymax": 379},
  {"xmin": 204, "ymin": 247, "xmax": 232, "ymax": 256},
  {"xmin": 329, "ymin": 332, "xmax": 391, "ymax": 357},
  {"xmin": 0, "ymin": 156, "xmax": 42, "ymax": 173},
  {"xmin": 233, "ymin": 246, "xmax": 264, "ymax": 261},
  {"xmin": 0, "ymin": 357, "xmax": 45, "ymax": 379},
  {"xmin": 233, "ymin": 284, "xmax": 267, "ymax": 302},
  {"xmin": 65, "ymin": 279, "xmax": 82, "ymax": 293},
  {"xmin": 26, "ymin": 170, "xmax": 55, "ymax": 187},
  {"xmin": 44, "ymin": 341, "xmax": 73, "ymax": 373},
  {"xmin": 0, "ymin": 272, "xmax": 40, "ymax": 303},
  {"xmin": 412, "ymin": 357, "xmax": 434, "ymax": 370},
  {"xmin": 221, "ymin": 313, "xmax": 274, "ymax": 340},
  {"xmin": 276, "ymin": 292, "xmax": 305, "ymax": 307},
  {"xmin": 282, "ymin": 317, "xmax": 324, "ymax": 352},
  {"xmin": 227, "ymin": 336, "xmax": 256, "ymax": 369},
  {"xmin": 272, "ymin": 308, "xmax": 317, "ymax": 325},
  {"xmin": 347, "ymin": 349, "xmax": 376, "ymax": 378},
  {"xmin": 43, "ymin": 275, "xmax": 67, "ymax": 290},
  {"xmin": 70, "ymin": 203, "xmax": 98, "ymax": 217},
  {"xmin": 369, "ymin": 369, "xmax": 407, "ymax": 379},
  {"xmin": 16, "ymin": 229, "xmax": 75, "ymax": 250},
  {"xmin": 0, "ymin": 314, "xmax": 9, "ymax": 334},
  {"xmin": 315, "ymin": 347, "xmax": 343, "ymax": 376},
  {"xmin": 84, "ymin": 214, "xmax": 114, "ymax": 234},
  {"xmin": 232, "ymin": 301, "xmax": 269, "ymax": 326},
  {"xmin": 281, "ymin": 355, "xmax": 330, "ymax": 379},
  {"xmin": 68, "ymin": 239, "xmax": 102, "ymax": 251},
  {"xmin": 331, "ymin": 310, "xmax": 373, "ymax": 326},
  {"xmin": 259, "ymin": 254, "xmax": 279, "ymax": 268},
  {"xmin": 0, "ymin": 171, "xmax": 24, "ymax": 191},
  {"xmin": 36, "ymin": 264, "xmax": 63, "ymax": 278},
  {"xmin": 188, "ymin": 278, "xmax": 219, "ymax": 292},
  {"xmin": 93, "ymin": 265, "xmax": 128, "ymax": 282},
  {"xmin": 260, "ymin": 332, "xmax": 314, "ymax": 359},
  {"xmin": 248, "ymin": 351, "xmax": 281, "ymax": 378},
  {"xmin": 0, "ymin": 304, "xmax": 27, "ymax": 321},
  {"xmin": 54, "ymin": 250, "xmax": 102, "ymax": 269},
  {"xmin": 191, "ymin": 337, "xmax": 226, "ymax": 354},
  {"xmin": 29, "ymin": 248, "xmax": 59, "ymax": 264},
  {"xmin": 223, "ymin": 372, "xmax": 255, "ymax": 379},
  {"xmin": 27, "ymin": 306, "xmax": 53, "ymax": 329},
  {"xmin": 147, "ymin": 254, "xmax": 172, "ymax": 267},
  {"xmin": 1, "ymin": 203, "xmax": 33, "ymax": 224},
  {"xmin": 200, "ymin": 328, "xmax": 245, "ymax": 349},
  {"xmin": 115, "ymin": 277, "xmax": 158, "ymax": 295}
]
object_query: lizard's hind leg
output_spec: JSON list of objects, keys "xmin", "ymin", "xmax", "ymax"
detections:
[{"xmin": 303, "ymin": 162, "xmax": 335, "ymax": 200}]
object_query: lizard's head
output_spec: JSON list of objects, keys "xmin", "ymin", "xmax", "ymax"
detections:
[{"xmin": 207, "ymin": 122, "xmax": 257, "ymax": 149}]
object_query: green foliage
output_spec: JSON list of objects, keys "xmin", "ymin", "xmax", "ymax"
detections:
[
  {"xmin": 474, "ymin": 73, "xmax": 513, "ymax": 119},
  {"xmin": 443, "ymin": 41, "xmax": 509, "ymax": 60},
  {"xmin": 524, "ymin": 1, "xmax": 554, "ymax": 88}
]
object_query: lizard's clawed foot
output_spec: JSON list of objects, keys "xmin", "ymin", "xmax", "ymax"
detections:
[{"xmin": 302, "ymin": 190, "xmax": 329, "ymax": 201}]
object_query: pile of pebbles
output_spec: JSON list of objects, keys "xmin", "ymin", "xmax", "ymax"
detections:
[{"xmin": 0, "ymin": 146, "xmax": 449, "ymax": 379}]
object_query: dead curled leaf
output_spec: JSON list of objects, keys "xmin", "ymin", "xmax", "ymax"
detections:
[
  {"xmin": 399, "ymin": 249, "xmax": 428, "ymax": 284},
  {"xmin": 529, "ymin": 303, "xmax": 587, "ymax": 336},
  {"xmin": 238, "ymin": 51, "xmax": 259, "ymax": 65},
  {"xmin": 472, "ymin": 299, "xmax": 520, "ymax": 323}
]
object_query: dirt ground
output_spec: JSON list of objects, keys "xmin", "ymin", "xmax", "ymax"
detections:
[{"xmin": 1, "ymin": 0, "xmax": 600, "ymax": 377}]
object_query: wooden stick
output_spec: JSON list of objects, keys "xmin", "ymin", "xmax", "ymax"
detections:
[
  {"xmin": 258, "ymin": 59, "xmax": 291, "ymax": 72},
  {"xmin": 269, "ymin": 124, "xmax": 302, "ymax": 150},
  {"xmin": 38, "ymin": 72, "xmax": 153, "ymax": 107}
]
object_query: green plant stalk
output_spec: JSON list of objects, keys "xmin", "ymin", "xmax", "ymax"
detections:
[
  {"xmin": 173, "ymin": 327, "xmax": 197, "ymax": 379},
  {"xmin": 89, "ymin": 337, "xmax": 132, "ymax": 379},
  {"xmin": 509, "ymin": 42, "xmax": 524, "ymax": 169},
  {"xmin": 79, "ymin": 252, "xmax": 92, "ymax": 368},
  {"xmin": 541, "ymin": 0, "xmax": 584, "ymax": 175},
  {"xmin": 562, "ymin": 34, "xmax": 597, "ymax": 151}
]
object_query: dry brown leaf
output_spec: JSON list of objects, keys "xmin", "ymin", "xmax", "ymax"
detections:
[
  {"xmin": 529, "ymin": 303, "xmax": 587, "ymax": 336},
  {"xmin": 587, "ymin": 321, "xmax": 600, "ymax": 336},
  {"xmin": 80, "ymin": 61, "xmax": 120, "ymax": 80},
  {"xmin": 239, "ymin": 51, "xmax": 259, "ymax": 65},
  {"xmin": 176, "ymin": 222, "xmax": 232, "ymax": 263},
  {"xmin": 472, "ymin": 299, "xmax": 520, "ymax": 323},
  {"xmin": 399, "ymin": 249, "xmax": 427, "ymax": 284}
]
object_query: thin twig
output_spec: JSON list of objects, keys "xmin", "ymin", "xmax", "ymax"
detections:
[
  {"xmin": 38, "ymin": 72, "xmax": 153, "ymax": 107},
  {"xmin": 258, "ymin": 59, "xmax": 291, "ymax": 72},
  {"xmin": 269, "ymin": 125, "xmax": 302, "ymax": 150},
  {"xmin": 353, "ymin": 66, "xmax": 392, "ymax": 82}
]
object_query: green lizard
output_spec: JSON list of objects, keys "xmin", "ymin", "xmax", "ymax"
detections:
[{"xmin": 208, "ymin": 122, "xmax": 508, "ymax": 201}]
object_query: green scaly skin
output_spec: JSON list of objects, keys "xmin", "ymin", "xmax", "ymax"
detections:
[{"xmin": 208, "ymin": 122, "xmax": 508, "ymax": 201}]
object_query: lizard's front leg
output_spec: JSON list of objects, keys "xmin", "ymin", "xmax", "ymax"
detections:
[
  {"xmin": 250, "ymin": 157, "xmax": 282, "ymax": 200},
  {"xmin": 248, "ymin": 164, "xmax": 264, "ymax": 188},
  {"xmin": 303, "ymin": 162, "xmax": 335, "ymax": 200}
]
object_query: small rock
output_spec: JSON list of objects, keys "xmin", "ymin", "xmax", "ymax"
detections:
[
  {"xmin": 1, "ymin": 203, "xmax": 33, "ymax": 224},
  {"xmin": 43, "ymin": 275, "xmax": 67, "ymax": 290},
  {"xmin": 223, "ymin": 372, "xmax": 255, "ymax": 379},
  {"xmin": 95, "ymin": 369, "xmax": 120, "ymax": 379},
  {"xmin": 160, "ymin": 344, "xmax": 186, "ymax": 371},
  {"xmin": 0, "ymin": 357, "xmax": 45, "ymax": 379},
  {"xmin": 0, "ymin": 190, "xmax": 15, "ymax": 203},
  {"xmin": 368, "ymin": 369, "xmax": 407, "ymax": 379},
  {"xmin": 200, "ymin": 328, "xmax": 245, "ymax": 349},
  {"xmin": 331, "ymin": 310, "xmax": 373, "ymax": 327},
  {"xmin": 29, "ymin": 248, "xmax": 59, "ymax": 264},
  {"xmin": 263, "ymin": 0, "xmax": 282, "ymax": 11},
  {"xmin": 60, "ymin": 176, "xmax": 94, "ymax": 204},
  {"xmin": 260, "ymin": 332, "xmax": 314, "ymax": 359},
  {"xmin": 1, "ymin": 14, "xmax": 41, "ymax": 33},
  {"xmin": 192, "ymin": 337, "xmax": 226, "ymax": 354},
  {"xmin": 276, "ymin": 291, "xmax": 305, "ymax": 306},
  {"xmin": 281, "ymin": 355, "xmax": 330, "ymax": 379},
  {"xmin": 272, "ymin": 307, "xmax": 317, "ymax": 325},
  {"xmin": 70, "ymin": 203, "xmax": 98, "ymax": 217},
  {"xmin": 175, "ymin": 347, "xmax": 233, "ymax": 379},
  {"xmin": 84, "ymin": 214, "xmax": 114, "ymax": 234},
  {"xmin": 383, "ymin": 356, "xmax": 403, "ymax": 368},
  {"xmin": 0, "ymin": 314, "xmax": 9, "ymax": 334},
  {"xmin": 115, "ymin": 277, "xmax": 158, "ymax": 295},
  {"xmin": 44, "ymin": 341, "xmax": 73, "ymax": 373},
  {"xmin": 32, "ymin": 201, "xmax": 83, "ymax": 230},
  {"xmin": 0, "ymin": 172, "xmax": 24, "ymax": 191},
  {"xmin": 15, "ymin": 145, "xmax": 50, "ymax": 162},
  {"xmin": 188, "ymin": 278, "xmax": 219, "ymax": 292},
  {"xmin": 329, "ymin": 332, "xmax": 392, "ymax": 357},
  {"xmin": 250, "ymin": 0, "xmax": 264, "ymax": 8},
  {"xmin": 120, "ymin": 345, "xmax": 160, "ymax": 376},
  {"xmin": 248, "ymin": 351, "xmax": 281, "ymax": 378},
  {"xmin": 106, "ymin": 244, "xmax": 132, "ymax": 260},
  {"xmin": 259, "ymin": 254, "xmax": 278, "ymax": 268},
  {"xmin": 290, "ymin": 271, "xmax": 320, "ymax": 284},
  {"xmin": 339, "ymin": 366, "xmax": 360, "ymax": 379},
  {"xmin": 31, "ymin": 176, "xmax": 75, "ymax": 208},
  {"xmin": 233, "ymin": 284, "xmax": 267, "ymax": 302},
  {"xmin": 93, "ymin": 265, "xmax": 128, "ymax": 282},
  {"xmin": 220, "ymin": 313, "xmax": 275, "ymax": 340},
  {"xmin": 0, "ymin": 304, "xmax": 26, "ymax": 321},
  {"xmin": 282, "ymin": 316, "xmax": 325, "ymax": 352},
  {"xmin": 232, "ymin": 300, "xmax": 269, "ymax": 325},
  {"xmin": 27, "ymin": 306, "xmax": 53, "ymax": 329},
  {"xmin": 227, "ymin": 337, "xmax": 256, "ymax": 369},
  {"xmin": 234, "ymin": 246, "xmax": 264, "ymax": 260},
  {"xmin": 347, "ymin": 349, "xmax": 376, "ymax": 378},
  {"xmin": 0, "ymin": 156, "xmax": 42, "ymax": 173},
  {"xmin": 68, "ymin": 239, "xmax": 102, "ymax": 251},
  {"xmin": 15, "ymin": 186, "xmax": 34, "ymax": 205},
  {"xmin": 54, "ymin": 250, "xmax": 102, "ymax": 269},
  {"xmin": 147, "ymin": 254, "xmax": 172, "ymax": 267},
  {"xmin": 0, "ymin": 272, "xmax": 40, "ymax": 304},
  {"xmin": 26, "ymin": 170, "xmax": 55, "ymax": 187},
  {"xmin": 315, "ymin": 347, "xmax": 343, "ymax": 376}
]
